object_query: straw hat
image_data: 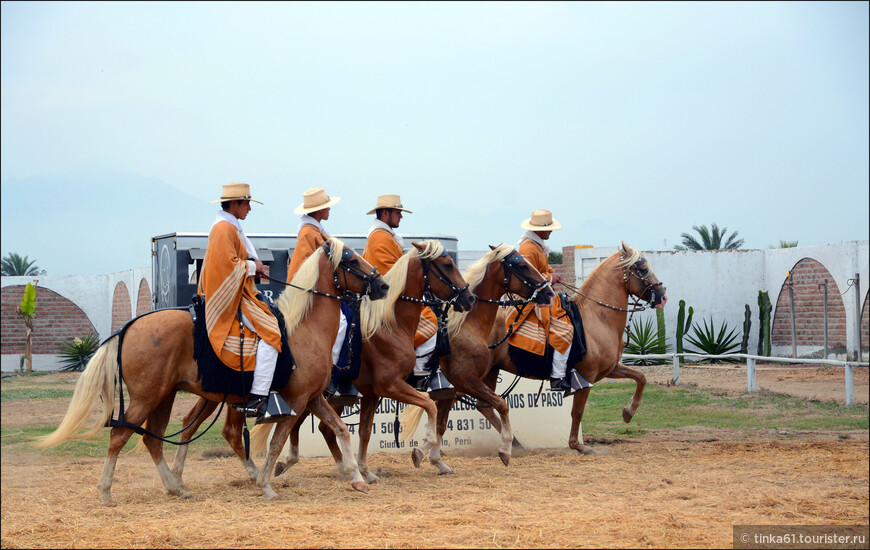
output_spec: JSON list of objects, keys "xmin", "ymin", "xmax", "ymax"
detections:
[
  {"xmin": 209, "ymin": 182, "xmax": 263, "ymax": 204},
  {"xmin": 520, "ymin": 209, "xmax": 562, "ymax": 231},
  {"xmin": 366, "ymin": 194, "xmax": 413, "ymax": 215},
  {"xmin": 294, "ymin": 187, "xmax": 341, "ymax": 215}
]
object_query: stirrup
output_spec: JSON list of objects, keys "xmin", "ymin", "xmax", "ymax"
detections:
[
  {"xmin": 426, "ymin": 370, "xmax": 455, "ymax": 401},
  {"xmin": 565, "ymin": 371, "xmax": 593, "ymax": 396},
  {"xmin": 325, "ymin": 379, "xmax": 361, "ymax": 408},
  {"xmin": 255, "ymin": 391, "xmax": 297, "ymax": 425}
]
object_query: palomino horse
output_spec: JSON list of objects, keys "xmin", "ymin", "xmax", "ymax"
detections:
[
  {"xmin": 35, "ymin": 237, "xmax": 389, "ymax": 503},
  {"xmin": 402, "ymin": 244, "xmax": 555, "ymax": 467},
  {"xmin": 480, "ymin": 242, "xmax": 667, "ymax": 454},
  {"xmin": 251, "ymin": 240, "xmax": 476, "ymax": 481}
]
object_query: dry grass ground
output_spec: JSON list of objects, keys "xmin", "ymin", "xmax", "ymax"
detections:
[{"xmin": 1, "ymin": 367, "xmax": 868, "ymax": 549}]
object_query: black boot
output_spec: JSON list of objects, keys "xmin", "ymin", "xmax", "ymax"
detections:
[
  {"xmin": 237, "ymin": 393, "xmax": 268, "ymax": 418},
  {"xmin": 549, "ymin": 378, "xmax": 571, "ymax": 393}
]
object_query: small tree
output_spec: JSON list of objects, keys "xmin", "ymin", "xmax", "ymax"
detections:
[
  {"xmin": 769, "ymin": 240, "xmax": 798, "ymax": 248},
  {"xmin": 1, "ymin": 253, "xmax": 46, "ymax": 276},
  {"xmin": 16, "ymin": 281, "xmax": 38, "ymax": 373},
  {"xmin": 673, "ymin": 224, "xmax": 744, "ymax": 250},
  {"xmin": 547, "ymin": 251, "xmax": 563, "ymax": 264}
]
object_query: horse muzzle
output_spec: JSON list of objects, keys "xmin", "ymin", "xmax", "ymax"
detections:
[
  {"xmin": 452, "ymin": 288, "xmax": 476, "ymax": 312},
  {"xmin": 367, "ymin": 276, "xmax": 390, "ymax": 301},
  {"xmin": 646, "ymin": 285, "xmax": 667, "ymax": 309},
  {"xmin": 535, "ymin": 286, "xmax": 555, "ymax": 306}
]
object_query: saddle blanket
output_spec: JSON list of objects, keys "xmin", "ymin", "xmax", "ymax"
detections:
[{"xmin": 508, "ymin": 293, "xmax": 587, "ymax": 380}]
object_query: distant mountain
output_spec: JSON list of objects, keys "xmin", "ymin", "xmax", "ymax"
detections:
[{"xmin": 0, "ymin": 168, "xmax": 287, "ymax": 275}]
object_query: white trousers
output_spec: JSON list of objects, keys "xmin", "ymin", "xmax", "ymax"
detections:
[
  {"xmin": 413, "ymin": 333, "xmax": 438, "ymax": 376},
  {"xmin": 241, "ymin": 312, "xmax": 279, "ymax": 396},
  {"xmin": 331, "ymin": 309, "xmax": 349, "ymax": 367},
  {"xmin": 551, "ymin": 341, "xmax": 573, "ymax": 380}
]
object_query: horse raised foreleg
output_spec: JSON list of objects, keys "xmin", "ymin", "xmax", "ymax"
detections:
[
  {"xmin": 568, "ymin": 387, "xmax": 593, "ymax": 455},
  {"xmin": 305, "ymin": 395, "xmax": 368, "ymax": 493},
  {"xmin": 608, "ymin": 362, "xmax": 646, "ymax": 423},
  {"xmin": 142, "ymin": 392, "xmax": 190, "ymax": 499},
  {"xmin": 274, "ymin": 408, "xmax": 308, "ymax": 478},
  {"xmin": 171, "ymin": 396, "xmax": 219, "ymax": 489},
  {"xmin": 462, "ymin": 378, "xmax": 514, "ymax": 466}
]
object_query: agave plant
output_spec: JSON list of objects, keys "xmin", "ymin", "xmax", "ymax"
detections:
[
  {"xmin": 684, "ymin": 318, "xmax": 741, "ymax": 363},
  {"xmin": 623, "ymin": 317, "xmax": 668, "ymax": 365},
  {"xmin": 58, "ymin": 334, "xmax": 100, "ymax": 372}
]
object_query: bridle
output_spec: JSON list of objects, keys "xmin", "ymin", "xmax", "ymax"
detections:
[
  {"xmin": 475, "ymin": 250, "xmax": 552, "ymax": 308},
  {"xmin": 478, "ymin": 250, "xmax": 554, "ymax": 350},
  {"xmin": 557, "ymin": 254, "xmax": 664, "ymax": 346},
  {"xmin": 398, "ymin": 250, "xmax": 469, "ymax": 311}
]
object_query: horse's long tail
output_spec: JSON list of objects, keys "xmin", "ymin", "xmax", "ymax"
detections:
[
  {"xmin": 249, "ymin": 423, "xmax": 273, "ymax": 457},
  {"xmin": 398, "ymin": 404, "xmax": 424, "ymax": 442},
  {"xmin": 33, "ymin": 335, "xmax": 119, "ymax": 448}
]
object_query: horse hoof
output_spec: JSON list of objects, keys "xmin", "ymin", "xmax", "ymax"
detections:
[
  {"xmin": 437, "ymin": 468, "xmax": 454, "ymax": 476},
  {"xmin": 178, "ymin": 490, "xmax": 193, "ymax": 500},
  {"xmin": 622, "ymin": 407, "xmax": 634, "ymax": 423},
  {"xmin": 411, "ymin": 448, "xmax": 423, "ymax": 468},
  {"xmin": 498, "ymin": 451, "xmax": 511, "ymax": 466},
  {"xmin": 511, "ymin": 438, "xmax": 525, "ymax": 450},
  {"xmin": 274, "ymin": 462, "xmax": 287, "ymax": 478},
  {"xmin": 351, "ymin": 481, "xmax": 369, "ymax": 493},
  {"xmin": 573, "ymin": 445, "xmax": 596, "ymax": 456}
]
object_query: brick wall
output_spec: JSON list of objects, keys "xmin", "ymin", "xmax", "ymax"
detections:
[
  {"xmin": 771, "ymin": 259, "xmax": 847, "ymax": 348},
  {"xmin": 863, "ymin": 292, "xmax": 869, "ymax": 351},
  {"xmin": 549, "ymin": 246, "xmax": 577, "ymax": 289},
  {"xmin": 111, "ymin": 282, "xmax": 132, "ymax": 332},
  {"xmin": 1, "ymin": 285, "xmax": 98, "ymax": 354},
  {"xmin": 136, "ymin": 278, "xmax": 152, "ymax": 315}
]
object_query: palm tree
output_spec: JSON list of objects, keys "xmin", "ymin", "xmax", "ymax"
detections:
[
  {"xmin": 674, "ymin": 224, "xmax": 744, "ymax": 251},
  {"xmin": 1, "ymin": 253, "xmax": 46, "ymax": 276},
  {"xmin": 770, "ymin": 240, "xmax": 798, "ymax": 248}
]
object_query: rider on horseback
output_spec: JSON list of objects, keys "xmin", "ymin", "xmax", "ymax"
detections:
[
  {"xmin": 199, "ymin": 183, "xmax": 284, "ymax": 419},
  {"xmin": 362, "ymin": 194, "xmax": 454, "ymax": 397},
  {"xmin": 286, "ymin": 187, "xmax": 360, "ymax": 402},
  {"xmin": 506, "ymin": 209, "xmax": 591, "ymax": 396}
]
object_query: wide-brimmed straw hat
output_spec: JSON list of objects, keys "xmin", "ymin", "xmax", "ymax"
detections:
[
  {"xmin": 521, "ymin": 209, "xmax": 562, "ymax": 231},
  {"xmin": 209, "ymin": 182, "xmax": 263, "ymax": 204},
  {"xmin": 294, "ymin": 187, "xmax": 341, "ymax": 215},
  {"xmin": 366, "ymin": 194, "xmax": 413, "ymax": 215}
]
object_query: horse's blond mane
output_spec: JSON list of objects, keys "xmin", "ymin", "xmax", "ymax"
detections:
[
  {"xmin": 446, "ymin": 244, "xmax": 516, "ymax": 337},
  {"xmin": 360, "ymin": 240, "xmax": 445, "ymax": 339},
  {"xmin": 275, "ymin": 236, "xmax": 346, "ymax": 337},
  {"xmin": 575, "ymin": 242, "xmax": 644, "ymax": 300}
]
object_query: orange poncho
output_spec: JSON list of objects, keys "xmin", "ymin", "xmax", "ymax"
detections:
[
  {"xmin": 505, "ymin": 238, "xmax": 572, "ymax": 356},
  {"xmin": 198, "ymin": 219, "xmax": 282, "ymax": 372},
  {"xmin": 287, "ymin": 223, "xmax": 328, "ymax": 284},
  {"xmin": 363, "ymin": 227, "xmax": 438, "ymax": 348}
]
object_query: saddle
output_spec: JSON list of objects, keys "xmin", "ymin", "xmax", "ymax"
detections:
[
  {"xmin": 507, "ymin": 293, "xmax": 587, "ymax": 380},
  {"xmin": 192, "ymin": 295, "xmax": 295, "ymax": 397},
  {"xmin": 329, "ymin": 301, "xmax": 363, "ymax": 387}
]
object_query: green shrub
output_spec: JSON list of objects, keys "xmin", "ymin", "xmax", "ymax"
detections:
[
  {"xmin": 684, "ymin": 318, "xmax": 741, "ymax": 363},
  {"xmin": 623, "ymin": 317, "xmax": 668, "ymax": 365},
  {"xmin": 58, "ymin": 334, "xmax": 99, "ymax": 372}
]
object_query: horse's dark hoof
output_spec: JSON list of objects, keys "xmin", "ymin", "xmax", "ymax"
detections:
[
  {"xmin": 498, "ymin": 451, "xmax": 510, "ymax": 466},
  {"xmin": 411, "ymin": 448, "xmax": 423, "ymax": 468},
  {"xmin": 622, "ymin": 407, "xmax": 634, "ymax": 423},
  {"xmin": 511, "ymin": 438, "xmax": 525, "ymax": 450},
  {"xmin": 351, "ymin": 481, "xmax": 369, "ymax": 493},
  {"xmin": 274, "ymin": 461, "xmax": 287, "ymax": 477},
  {"xmin": 573, "ymin": 445, "xmax": 596, "ymax": 455}
]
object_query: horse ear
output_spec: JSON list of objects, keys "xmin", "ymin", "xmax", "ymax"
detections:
[
  {"xmin": 489, "ymin": 244, "xmax": 498, "ymax": 251},
  {"xmin": 620, "ymin": 241, "xmax": 628, "ymax": 252},
  {"xmin": 412, "ymin": 241, "xmax": 425, "ymax": 251}
]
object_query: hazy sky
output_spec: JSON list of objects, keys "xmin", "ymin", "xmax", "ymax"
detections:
[{"xmin": 2, "ymin": 1, "xmax": 868, "ymax": 274}]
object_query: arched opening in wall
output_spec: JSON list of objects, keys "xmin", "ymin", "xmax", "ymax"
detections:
[
  {"xmin": 136, "ymin": 278, "xmax": 152, "ymax": 315},
  {"xmin": 861, "ymin": 290, "xmax": 869, "ymax": 359},
  {"xmin": 1, "ymin": 285, "xmax": 98, "ymax": 355},
  {"xmin": 112, "ymin": 282, "xmax": 132, "ymax": 332},
  {"xmin": 771, "ymin": 258, "xmax": 846, "ymax": 358}
]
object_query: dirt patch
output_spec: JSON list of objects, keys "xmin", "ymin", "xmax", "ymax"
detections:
[
  {"xmin": 641, "ymin": 362, "xmax": 870, "ymax": 405},
  {"xmin": 1, "ymin": 371, "xmax": 868, "ymax": 549}
]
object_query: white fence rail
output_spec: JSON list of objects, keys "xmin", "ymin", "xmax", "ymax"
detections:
[{"xmin": 621, "ymin": 353, "xmax": 869, "ymax": 406}]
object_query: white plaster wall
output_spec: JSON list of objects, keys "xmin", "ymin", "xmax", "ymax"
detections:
[
  {"xmin": 575, "ymin": 241, "xmax": 869, "ymax": 360},
  {"xmin": 1, "ymin": 267, "xmax": 151, "ymax": 371}
]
